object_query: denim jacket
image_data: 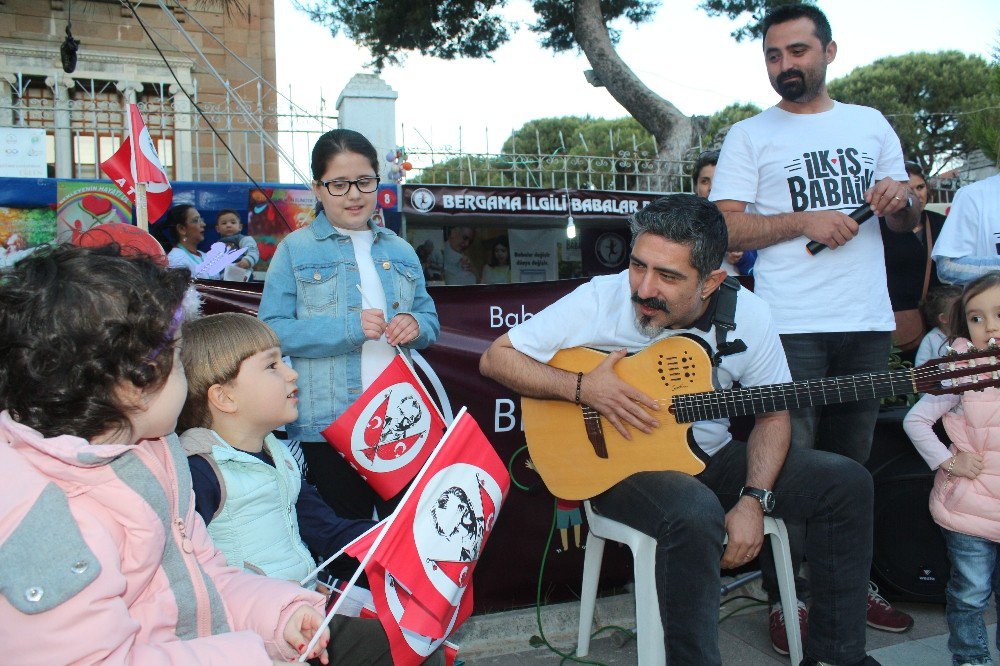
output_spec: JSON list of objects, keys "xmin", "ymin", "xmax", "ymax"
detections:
[{"xmin": 259, "ymin": 212, "xmax": 440, "ymax": 441}]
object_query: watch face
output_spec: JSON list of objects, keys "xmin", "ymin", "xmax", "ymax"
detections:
[{"xmin": 762, "ymin": 491, "xmax": 775, "ymax": 512}]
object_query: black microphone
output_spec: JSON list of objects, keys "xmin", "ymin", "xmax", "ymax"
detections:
[{"xmin": 805, "ymin": 203, "xmax": 874, "ymax": 255}]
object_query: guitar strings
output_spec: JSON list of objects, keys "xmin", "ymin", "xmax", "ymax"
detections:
[{"xmin": 640, "ymin": 356, "xmax": 1000, "ymax": 418}]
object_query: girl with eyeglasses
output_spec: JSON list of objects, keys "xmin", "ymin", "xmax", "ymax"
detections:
[{"xmin": 258, "ymin": 129, "xmax": 440, "ymax": 525}]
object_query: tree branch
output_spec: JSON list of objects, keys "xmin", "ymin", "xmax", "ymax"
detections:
[{"xmin": 572, "ymin": 0, "xmax": 690, "ymax": 151}]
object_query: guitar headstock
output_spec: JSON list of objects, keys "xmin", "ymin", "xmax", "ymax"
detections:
[{"xmin": 915, "ymin": 341, "xmax": 1000, "ymax": 395}]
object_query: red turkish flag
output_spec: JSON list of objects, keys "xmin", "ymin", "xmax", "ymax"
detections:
[
  {"xmin": 100, "ymin": 104, "xmax": 172, "ymax": 224},
  {"xmin": 345, "ymin": 412, "xmax": 510, "ymax": 641},
  {"xmin": 359, "ymin": 589, "xmax": 462, "ymax": 666},
  {"xmin": 323, "ymin": 355, "xmax": 446, "ymax": 499}
]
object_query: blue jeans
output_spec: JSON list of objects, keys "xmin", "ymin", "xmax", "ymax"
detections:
[
  {"xmin": 591, "ymin": 442, "xmax": 873, "ymax": 665},
  {"xmin": 942, "ymin": 528, "xmax": 1000, "ymax": 665},
  {"xmin": 761, "ymin": 331, "xmax": 891, "ymax": 603}
]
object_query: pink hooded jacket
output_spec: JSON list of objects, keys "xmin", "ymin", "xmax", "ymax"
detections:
[
  {"xmin": 0, "ymin": 411, "xmax": 325, "ymax": 665},
  {"xmin": 904, "ymin": 339, "xmax": 1000, "ymax": 542}
]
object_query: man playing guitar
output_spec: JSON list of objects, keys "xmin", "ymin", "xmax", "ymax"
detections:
[{"xmin": 480, "ymin": 194, "xmax": 879, "ymax": 666}]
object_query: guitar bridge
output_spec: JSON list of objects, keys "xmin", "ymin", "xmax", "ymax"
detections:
[{"xmin": 581, "ymin": 405, "xmax": 608, "ymax": 459}]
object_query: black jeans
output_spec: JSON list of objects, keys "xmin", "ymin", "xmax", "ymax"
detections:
[
  {"xmin": 591, "ymin": 441, "xmax": 873, "ymax": 665},
  {"xmin": 311, "ymin": 615, "xmax": 445, "ymax": 665},
  {"xmin": 763, "ymin": 331, "xmax": 890, "ymax": 605}
]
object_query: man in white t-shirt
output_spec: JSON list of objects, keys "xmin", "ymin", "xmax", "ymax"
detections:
[
  {"xmin": 710, "ymin": 4, "xmax": 918, "ymax": 648},
  {"xmin": 931, "ymin": 173, "xmax": 1000, "ymax": 284},
  {"xmin": 480, "ymin": 194, "xmax": 877, "ymax": 665}
]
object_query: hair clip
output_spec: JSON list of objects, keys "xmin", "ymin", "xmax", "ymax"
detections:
[{"xmin": 148, "ymin": 304, "xmax": 185, "ymax": 361}]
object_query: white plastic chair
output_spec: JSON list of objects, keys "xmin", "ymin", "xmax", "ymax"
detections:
[{"xmin": 576, "ymin": 500, "xmax": 802, "ymax": 665}]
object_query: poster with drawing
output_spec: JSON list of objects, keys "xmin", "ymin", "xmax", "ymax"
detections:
[
  {"xmin": 55, "ymin": 182, "xmax": 132, "ymax": 244},
  {"xmin": 247, "ymin": 187, "xmax": 316, "ymax": 271},
  {"xmin": 0, "ymin": 206, "xmax": 57, "ymax": 268}
]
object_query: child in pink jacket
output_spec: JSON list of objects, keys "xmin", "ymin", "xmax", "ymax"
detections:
[
  {"xmin": 903, "ymin": 271, "xmax": 1000, "ymax": 666},
  {"xmin": 0, "ymin": 244, "xmax": 330, "ymax": 665}
]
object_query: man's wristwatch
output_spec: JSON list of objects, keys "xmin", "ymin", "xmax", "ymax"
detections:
[{"xmin": 739, "ymin": 486, "xmax": 775, "ymax": 514}]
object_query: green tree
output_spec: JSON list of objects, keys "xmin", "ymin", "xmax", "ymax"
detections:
[
  {"xmin": 292, "ymin": 0, "xmax": 797, "ymax": 160},
  {"xmin": 412, "ymin": 115, "xmax": 657, "ymax": 188},
  {"xmin": 827, "ymin": 51, "xmax": 998, "ymax": 175},
  {"xmin": 967, "ymin": 37, "xmax": 1000, "ymax": 166},
  {"xmin": 699, "ymin": 102, "xmax": 762, "ymax": 150}
]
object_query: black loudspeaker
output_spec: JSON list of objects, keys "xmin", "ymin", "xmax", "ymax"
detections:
[{"xmin": 866, "ymin": 408, "xmax": 949, "ymax": 603}]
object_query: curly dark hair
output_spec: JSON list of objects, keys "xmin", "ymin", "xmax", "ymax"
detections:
[{"xmin": 0, "ymin": 244, "xmax": 191, "ymax": 441}]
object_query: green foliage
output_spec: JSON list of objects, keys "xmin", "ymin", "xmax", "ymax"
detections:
[
  {"xmin": 697, "ymin": 0, "xmax": 809, "ymax": 42},
  {"xmin": 292, "ymin": 0, "xmax": 514, "ymax": 70},
  {"xmin": 500, "ymin": 116, "xmax": 654, "ymax": 156},
  {"xmin": 294, "ymin": 0, "xmax": 782, "ymax": 69},
  {"xmin": 699, "ymin": 102, "xmax": 762, "ymax": 150},
  {"xmin": 411, "ymin": 115, "xmax": 657, "ymax": 187},
  {"xmin": 827, "ymin": 51, "xmax": 998, "ymax": 175},
  {"xmin": 966, "ymin": 37, "xmax": 1000, "ymax": 166},
  {"xmin": 528, "ymin": 0, "xmax": 658, "ymax": 52}
]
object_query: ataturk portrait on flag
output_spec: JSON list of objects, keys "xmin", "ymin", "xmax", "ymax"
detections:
[{"xmin": 415, "ymin": 463, "xmax": 504, "ymax": 601}]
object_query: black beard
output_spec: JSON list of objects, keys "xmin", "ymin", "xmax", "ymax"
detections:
[
  {"xmin": 777, "ymin": 77, "xmax": 806, "ymax": 100},
  {"xmin": 774, "ymin": 68, "xmax": 820, "ymax": 102}
]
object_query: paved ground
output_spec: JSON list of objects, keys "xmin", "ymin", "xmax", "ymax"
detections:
[{"xmin": 459, "ymin": 591, "xmax": 998, "ymax": 665}]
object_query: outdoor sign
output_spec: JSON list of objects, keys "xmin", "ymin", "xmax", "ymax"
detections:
[
  {"xmin": 402, "ymin": 184, "xmax": 659, "ymax": 218},
  {"xmin": 0, "ymin": 127, "xmax": 47, "ymax": 178}
]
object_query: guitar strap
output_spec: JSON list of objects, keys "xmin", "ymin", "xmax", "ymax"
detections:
[{"xmin": 712, "ymin": 276, "xmax": 747, "ymax": 366}]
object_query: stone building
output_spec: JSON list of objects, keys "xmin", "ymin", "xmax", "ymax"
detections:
[{"xmin": 0, "ymin": 0, "xmax": 279, "ymax": 181}]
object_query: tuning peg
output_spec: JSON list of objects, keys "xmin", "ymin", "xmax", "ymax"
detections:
[
  {"xmin": 945, "ymin": 345, "xmax": 959, "ymax": 356},
  {"xmin": 989, "ymin": 338, "xmax": 998, "ymax": 349}
]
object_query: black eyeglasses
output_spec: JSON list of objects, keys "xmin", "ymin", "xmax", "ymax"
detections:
[{"xmin": 319, "ymin": 176, "xmax": 380, "ymax": 196}]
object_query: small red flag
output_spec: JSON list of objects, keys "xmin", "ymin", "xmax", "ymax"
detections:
[
  {"xmin": 345, "ymin": 412, "xmax": 510, "ymax": 642},
  {"xmin": 100, "ymin": 103, "xmax": 173, "ymax": 223},
  {"xmin": 323, "ymin": 355, "xmax": 447, "ymax": 500},
  {"xmin": 360, "ymin": 588, "xmax": 462, "ymax": 666}
]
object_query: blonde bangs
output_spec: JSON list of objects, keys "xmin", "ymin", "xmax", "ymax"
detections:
[{"xmin": 178, "ymin": 312, "xmax": 281, "ymax": 430}]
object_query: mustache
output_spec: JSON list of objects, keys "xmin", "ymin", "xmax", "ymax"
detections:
[
  {"xmin": 777, "ymin": 69, "xmax": 805, "ymax": 84},
  {"xmin": 631, "ymin": 292, "xmax": 669, "ymax": 314}
]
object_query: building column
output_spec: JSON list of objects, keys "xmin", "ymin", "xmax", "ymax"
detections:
[
  {"xmin": 0, "ymin": 73, "xmax": 15, "ymax": 126},
  {"xmin": 171, "ymin": 82, "xmax": 193, "ymax": 181},
  {"xmin": 116, "ymin": 79, "xmax": 140, "ymax": 106},
  {"xmin": 46, "ymin": 73, "xmax": 75, "ymax": 178}
]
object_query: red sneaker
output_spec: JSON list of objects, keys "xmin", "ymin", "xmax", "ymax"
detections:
[
  {"xmin": 769, "ymin": 600, "xmax": 808, "ymax": 656},
  {"xmin": 866, "ymin": 582, "xmax": 914, "ymax": 632}
]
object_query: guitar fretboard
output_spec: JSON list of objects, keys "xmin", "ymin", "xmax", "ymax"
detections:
[{"xmin": 672, "ymin": 369, "xmax": 916, "ymax": 423}]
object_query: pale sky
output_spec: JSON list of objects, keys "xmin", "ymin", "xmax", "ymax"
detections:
[{"xmin": 273, "ymin": 0, "xmax": 999, "ymax": 182}]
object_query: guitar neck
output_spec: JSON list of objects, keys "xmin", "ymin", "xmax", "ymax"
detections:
[{"xmin": 672, "ymin": 368, "xmax": 916, "ymax": 423}]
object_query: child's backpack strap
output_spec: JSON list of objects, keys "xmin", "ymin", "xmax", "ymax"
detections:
[
  {"xmin": 713, "ymin": 276, "xmax": 748, "ymax": 366},
  {"xmin": 193, "ymin": 453, "xmax": 228, "ymax": 522}
]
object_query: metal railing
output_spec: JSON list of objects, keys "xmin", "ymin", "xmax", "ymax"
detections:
[
  {"xmin": 407, "ymin": 149, "xmax": 696, "ymax": 194},
  {"xmin": 2, "ymin": 74, "xmax": 337, "ymax": 183}
]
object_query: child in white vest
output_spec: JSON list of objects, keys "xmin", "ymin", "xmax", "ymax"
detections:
[
  {"xmin": 178, "ymin": 313, "xmax": 442, "ymax": 665},
  {"xmin": 904, "ymin": 272, "xmax": 1000, "ymax": 666},
  {"xmin": 178, "ymin": 312, "xmax": 375, "ymax": 584}
]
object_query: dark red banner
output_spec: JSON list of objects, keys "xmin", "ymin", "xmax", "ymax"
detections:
[
  {"xmin": 196, "ymin": 279, "xmax": 632, "ymax": 611},
  {"xmin": 403, "ymin": 184, "xmax": 659, "ymax": 219}
]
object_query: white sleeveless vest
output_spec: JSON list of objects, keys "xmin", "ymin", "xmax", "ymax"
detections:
[{"xmin": 192, "ymin": 430, "xmax": 316, "ymax": 583}]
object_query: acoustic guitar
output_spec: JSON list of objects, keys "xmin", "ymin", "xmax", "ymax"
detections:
[{"xmin": 521, "ymin": 334, "xmax": 1000, "ymax": 500}]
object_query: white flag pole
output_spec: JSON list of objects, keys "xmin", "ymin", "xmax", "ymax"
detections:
[
  {"xmin": 298, "ymin": 407, "xmax": 468, "ymax": 661},
  {"xmin": 299, "ymin": 519, "xmax": 386, "ymax": 588},
  {"xmin": 125, "ymin": 104, "xmax": 149, "ymax": 231},
  {"xmin": 355, "ymin": 283, "xmax": 447, "ymax": 422}
]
